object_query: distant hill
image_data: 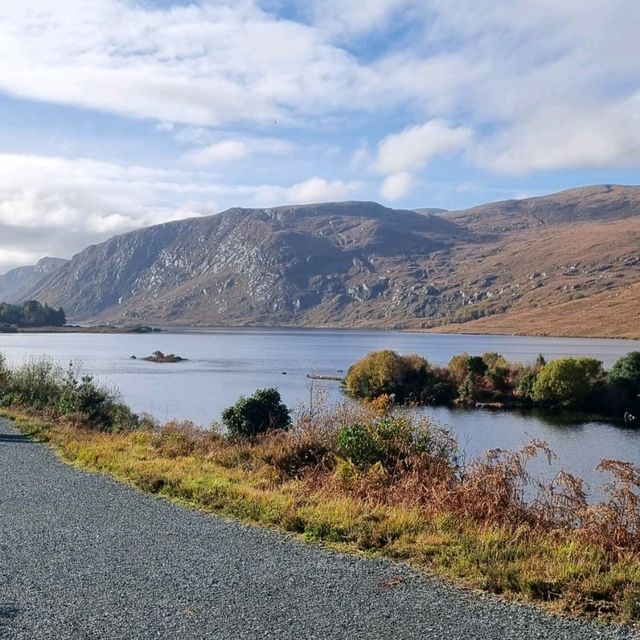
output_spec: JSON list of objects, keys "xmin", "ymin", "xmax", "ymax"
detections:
[
  {"xmin": 10, "ymin": 185, "xmax": 640, "ymax": 338},
  {"xmin": 444, "ymin": 184, "xmax": 640, "ymax": 233},
  {"xmin": 0, "ymin": 257, "xmax": 67, "ymax": 303}
]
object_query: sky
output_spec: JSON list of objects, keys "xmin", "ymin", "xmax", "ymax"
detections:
[{"xmin": 0, "ymin": 0, "xmax": 639, "ymax": 271}]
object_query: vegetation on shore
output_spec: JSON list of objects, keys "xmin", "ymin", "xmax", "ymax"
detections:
[
  {"xmin": 345, "ymin": 350, "xmax": 640, "ymax": 418},
  {"xmin": 0, "ymin": 353, "xmax": 639, "ymax": 625},
  {"xmin": 0, "ymin": 300, "xmax": 65, "ymax": 332}
]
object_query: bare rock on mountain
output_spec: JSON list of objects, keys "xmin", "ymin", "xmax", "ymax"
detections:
[{"xmin": 27, "ymin": 202, "xmax": 473, "ymax": 327}]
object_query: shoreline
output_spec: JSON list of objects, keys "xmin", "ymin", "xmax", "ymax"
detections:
[{"xmin": 6, "ymin": 323, "xmax": 640, "ymax": 342}]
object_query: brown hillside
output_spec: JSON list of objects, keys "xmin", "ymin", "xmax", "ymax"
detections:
[{"xmin": 430, "ymin": 282, "xmax": 640, "ymax": 339}]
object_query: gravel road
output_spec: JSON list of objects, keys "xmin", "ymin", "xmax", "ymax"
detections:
[{"xmin": 0, "ymin": 418, "xmax": 637, "ymax": 640}]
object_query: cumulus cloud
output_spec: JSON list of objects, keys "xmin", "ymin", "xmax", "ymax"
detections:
[
  {"xmin": 252, "ymin": 177, "xmax": 362, "ymax": 206},
  {"xmin": 479, "ymin": 100, "xmax": 640, "ymax": 174},
  {"xmin": 374, "ymin": 120, "xmax": 472, "ymax": 175},
  {"xmin": 0, "ymin": 0, "xmax": 395, "ymax": 127},
  {"xmin": 380, "ymin": 172, "xmax": 413, "ymax": 201},
  {"xmin": 185, "ymin": 137, "xmax": 292, "ymax": 166}
]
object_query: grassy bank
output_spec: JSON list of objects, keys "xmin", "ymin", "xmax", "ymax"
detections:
[
  {"xmin": 0, "ymin": 353, "xmax": 638, "ymax": 625},
  {"xmin": 3, "ymin": 396, "xmax": 640, "ymax": 626}
]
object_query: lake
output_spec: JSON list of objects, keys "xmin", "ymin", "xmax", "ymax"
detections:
[{"xmin": 1, "ymin": 328, "xmax": 639, "ymax": 493}]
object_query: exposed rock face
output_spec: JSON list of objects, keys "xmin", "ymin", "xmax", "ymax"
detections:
[
  {"xmin": 26, "ymin": 202, "xmax": 474, "ymax": 326},
  {"xmin": 0, "ymin": 257, "xmax": 67, "ymax": 303},
  {"xmin": 12, "ymin": 185, "xmax": 640, "ymax": 334}
]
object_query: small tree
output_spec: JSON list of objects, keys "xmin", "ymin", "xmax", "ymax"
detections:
[
  {"xmin": 222, "ymin": 388, "xmax": 291, "ymax": 439},
  {"xmin": 532, "ymin": 357, "xmax": 604, "ymax": 408}
]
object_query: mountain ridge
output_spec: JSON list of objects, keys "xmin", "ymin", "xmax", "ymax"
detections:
[{"xmin": 8, "ymin": 184, "xmax": 640, "ymax": 338}]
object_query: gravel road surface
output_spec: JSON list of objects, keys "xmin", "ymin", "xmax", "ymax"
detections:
[{"xmin": 0, "ymin": 418, "xmax": 637, "ymax": 640}]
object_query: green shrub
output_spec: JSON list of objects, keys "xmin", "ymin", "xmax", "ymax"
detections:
[
  {"xmin": 609, "ymin": 352, "xmax": 640, "ymax": 391},
  {"xmin": 532, "ymin": 357, "xmax": 604, "ymax": 408},
  {"xmin": 3, "ymin": 358, "xmax": 62, "ymax": 409},
  {"xmin": 58, "ymin": 366, "xmax": 134, "ymax": 431},
  {"xmin": 336, "ymin": 417, "xmax": 456, "ymax": 471},
  {"xmin": 222, "ymin": 388, "xmax": 291, "ymax": 439},
  {"xmin": 336, "ymin": 423, "xmax": 382, "ymax": 469},
  {"xmin": 517, "ymin": 370, "xmax": 538, "ymax": 401}
]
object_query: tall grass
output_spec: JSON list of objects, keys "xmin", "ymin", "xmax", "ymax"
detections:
[{"xmin": 1, "ymin": 354, "xmax": 639, "ymax": 624}]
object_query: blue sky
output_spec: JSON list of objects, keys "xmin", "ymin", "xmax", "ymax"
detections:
[{"xmin": 0, "ymin": 0, "xmax": 639, "ymax": 270}]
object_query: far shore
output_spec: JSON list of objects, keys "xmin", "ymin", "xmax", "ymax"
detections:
[{"xmin": 15, "ymin": 325, "xmax": 162, "ymax": 335}]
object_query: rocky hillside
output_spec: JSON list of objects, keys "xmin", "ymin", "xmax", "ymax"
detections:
[
  {"xmin": 25, "ymin": 202, "xmax": 475, "ymax": 327},
  {"xmin": 0, "ymin": 257, "xmax": 67, "ymax": 304},
  {"xmin": 14, "ymin": 185, "xmax": 640, "ymax": 337}
]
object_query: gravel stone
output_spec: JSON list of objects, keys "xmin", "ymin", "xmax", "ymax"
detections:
[{"xmin": 0, "ymin": 418, "xmax": 637, "ymax": 640}]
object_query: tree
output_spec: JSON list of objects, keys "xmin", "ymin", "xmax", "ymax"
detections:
[
  {"xmin": 532, "ymin": 357, "xmax": 604, "ymax": 408},
  {"xmin": 222, "ymin": 388, "xmax": 291, "ymax": 439},
  {"xmin": 608, "ymin": 352, "xmax": 640, "ymax": 412},
  {"xmin": 609, "ymin": 352, "xmax": 640, "ymax": 391}
]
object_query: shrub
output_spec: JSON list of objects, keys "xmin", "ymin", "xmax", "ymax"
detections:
[
  {"xmin": 336, "ymin": 417, "xmax": 456, "ymax": 471},
  {"xmin": 448, "ymin": 353, "xmax": 488, "ymax": 402},
  {"xmin": 345, "ymin": 351, "xmax": 452, "ymax": 405},
  {"xmin": 532, "ymin": 357, "xmax": 605, "ymax": 408},
  {"xmin": 2, "ymin": 358, "xmax": 62, "ymax": 409},
  {"xmin": 422, "ymin": 366, "xmax": 457, "ymax": 404},
  {"xmin": 222, "ymin": 388, "xmax": 291, "ymax": 439},
  {"xmin": 345, "ymin": 350, "xmax": 424, "ymax": 402},
  {"xmin": 609, "ymin": 352, "xmax": 640, "ymax": 399},
  {"xmin": 336, "ymin": 423, "xmax": 382, "ymax": 469},
  {"xmin": 517, "ymin": 369, "xmax": 538, "ymax": 401}
]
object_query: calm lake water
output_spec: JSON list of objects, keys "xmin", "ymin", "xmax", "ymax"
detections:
[{"xmin": 1, "ymin": 328, "xmax": 639, "ymax": 493}]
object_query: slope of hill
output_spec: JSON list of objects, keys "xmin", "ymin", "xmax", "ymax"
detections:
[
  {"xmin": 444, "ymin": 184, "xmax": 640, "ymax": 233},
  {"xmin": 430, "ymin": 282, "xmax": 640, "ymax": 339},
  {"xmin": 14, "ymin": 185, "xmax": 640, "ymax": 337},
  {"xmin": 0, "ymin": 257, "xmax": 67, "ymax": 303},
  {"xmin": 26, "ymin": 202, "xmax": 475, "ymax": 326}
]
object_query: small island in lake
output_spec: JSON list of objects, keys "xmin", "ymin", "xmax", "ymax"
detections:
[{"xmin": 140, "ymin": 350, "xmax": 187, "ymax": 363}]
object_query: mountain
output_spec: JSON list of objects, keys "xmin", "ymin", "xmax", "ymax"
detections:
[
  {"xmin": 0, "ymin": 257, "xmax": 67, "ymax": 304},
  {"xmin": 26, "ymin": 202, "xmax": 475, "ymax": 327},
  {"xmin": 17, "ymin": 185, "xmax": 640, "ymax": 337}
]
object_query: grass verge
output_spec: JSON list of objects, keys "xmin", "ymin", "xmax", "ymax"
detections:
[{"xmin": 3, "ymin": 405, "xmax": 639, "ymax": 627}]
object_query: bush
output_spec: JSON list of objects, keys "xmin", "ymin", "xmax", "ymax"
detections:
[
  {"xmin": 344, "ymin": 351, "xmax": 452, "ymax": 405},
  {"xmin": 2, "ymin": 358, "xmax": 62, "ymax": 409},
  {"xmin": 0, "ymin": 357, "xmax": 136, "ymax": 431},
  {"xmin": 222, "ymin": 388, "xmax": 291, "ymax": 439},
  {"xmin": 532, "ymin": 357, "xmax": 604, "ymax": 408},
  {"xmin": 336, "ymin": 417, "xmax": 457, "ymax": 471},
  {"xmin": 609, "ymin": 352, "xmax": 640, "ymax": 393},
  {"xmin": 58, "ymin": 366, "xmax": 134, "ymax": 431}
]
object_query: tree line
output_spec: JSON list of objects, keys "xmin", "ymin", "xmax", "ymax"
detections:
[
  {"xmin": 0, "ymin": 300, "xmax": 66, "ymax": 330},
  {"xmin": 344, "ymin": 349, "xmax": 640, "ymax": 417}
]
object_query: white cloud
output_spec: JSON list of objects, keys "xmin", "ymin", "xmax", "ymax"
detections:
[
  {"xmin": 380, "ymin": 172, "xmax": 413, "ymax": 201},
  {"xmin": 185, "ymin": 137, "xmax": 292, "ymax": 166},
  {"xmin": 479, "ymin": 99, "xmax": 640, "ymax": 174},
  {"xmin": 252, "ymin": 177, "xmax": 362, "ymax": 206},
  {"xmin": 0, "ymin": 0, "xmax": 394, "ymax": 127},
  {"xmin": 374, "ymin": 120, "xmax": 472, "ymax": 174}
]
